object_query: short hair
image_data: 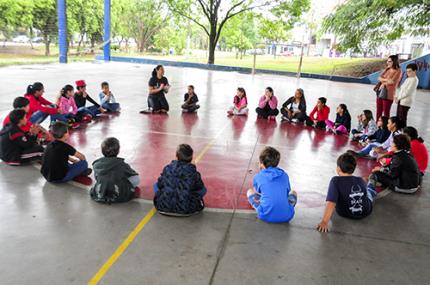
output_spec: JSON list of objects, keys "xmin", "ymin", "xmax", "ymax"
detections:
[
  {"xmin": 50, "ymin": 121, "xmax": 69, "ymax": 139},
  {"xmin": 188, "ymin": 85, "xmax": 194, "ymax": 90},
  {"xmin": 176, "ymin": 144, "xmax": 193, "ymax": 163},
  {"xmin": 318, "ymin": 97, "xmax": 327, "ymax": 105},
  {"xmin": 259, "ymin": 146, "xmax": 280, "ymax": 168},
  {"xmin": 337, "ymin": 153, "xmax": 356, "ymax": 174},
  {"xmin": 393, "ymin": 134, "xmax": 411, "ymax": 151},
  {"xmin": 101, "ymin": 137, "xmax": 120, "ymax": 157},
  {"xmin": 406, "ymin": 63, "xmax": 418, "ymax": 71},
  {"xmin": 13, "ymin": 97, "xmax": 30, "ymax": 109},
  {"xmin": 101, "ymin": 81, "xmax": 109, "ymax": 88},
  {"xmin": 9, "ymin": 109, "xmax": 26, "ymax": 125}
]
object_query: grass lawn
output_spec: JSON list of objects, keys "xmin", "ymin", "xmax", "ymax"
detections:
[
  {"xmin": 0, "ymin": 53, "xmax": 94, "ymax": 67},
  {"xmin": 113, "ymin": 52, "xmax": 385, "ymax": 77}
]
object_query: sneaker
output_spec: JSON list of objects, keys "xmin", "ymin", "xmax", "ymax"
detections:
[
  {"xmin": 82, "ymin": 168, "xmax": 92, "ymax": 176},
  {"xmin": 281, "ymin": 116, "xmax": 290, "ymax": 122},
  {"xmin": 71, "ymin": 122, "xmax": 80, "ymax": 129},
  {"xmin": 82, "ymin": 114, "xmax": 93, "ymax": 122},
  {"xmin": 140, "ymin": 109, "xmax": 152, "ymax": 114},
  {"xmin": 291, "ymin": 118, "xmax": 299, "ymax": 123}
]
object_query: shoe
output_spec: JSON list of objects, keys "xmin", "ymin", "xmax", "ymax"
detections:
[
  {"xmin": 291, "ymin": 118, "xmax": 299, "ymax": 123},
  {"xmin": 281, "ymin": 116, "xmax": 290, "ymax": 122},
  {"xmin": 83, "ymin": 168, "xmax": 92, "ymax": 176},
  {"xmin": 71, "ymin": 122, "xmax": 80, "ymax": 129},
  {"xmin": 82, "ymin": 114, "xmax": 92, "ymax": 122},
  {"xmin": 140, "ymin": 109, "xmax": 152, "ymax": 114}
]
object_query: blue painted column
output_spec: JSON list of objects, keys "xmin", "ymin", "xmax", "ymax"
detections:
[
  {"xmin": 103, "ymin": 0, "xmax": 111, "ymax": 61},
  {"xmin": 57, "ymin": 0, "xmax": 67, "ymax": 63}
]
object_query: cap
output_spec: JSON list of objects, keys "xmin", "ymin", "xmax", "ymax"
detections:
[{"xmin": 75, "ymin": 80, "xmax": 86, "ymax": 87}]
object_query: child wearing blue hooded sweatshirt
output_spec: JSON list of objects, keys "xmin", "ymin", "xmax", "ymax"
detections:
[{"xmin": 247, "ymin": 146, "xmax": 297, "ymax": 223}]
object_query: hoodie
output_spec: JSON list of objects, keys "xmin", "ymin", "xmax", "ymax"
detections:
[
  {"xmin": 90, "ymin": 157, "xmax": 138, "ymax": 203},
  {"xmin": 154, "ymin": 160, "xmax": 205, "ymax": 215},
  {"xmin": 253, "ymin": 167, "xmax": 295, "ymax": 223}
]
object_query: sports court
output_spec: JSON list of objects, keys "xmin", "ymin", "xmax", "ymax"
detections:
[{"xmin": 1, "ymin": 62, "xmax": 430, "ymax": 284}]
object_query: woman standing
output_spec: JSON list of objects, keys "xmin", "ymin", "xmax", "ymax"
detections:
[
  {"xmin": 375, "ymin": 55, "xmax": 402, "ymax": 120},
  {"xmin": 141, "ymin": 65, "xmax": 170, "ymax": 114}
]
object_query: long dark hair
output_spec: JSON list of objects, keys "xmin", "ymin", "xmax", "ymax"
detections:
[
  {"xmin": 389, "ymin": 116, "xmax": 402, "ymax": 131},
  {"xmin": 152, "ymin": 65, "xmax": 163, "ymax": 77},
  {"xmin": 362, "ymin": 110, "xmax": 373, "ymax": 126},
  {"xmin": 379, "ymin": 116, "xmax": 389, "ymax": 130},
  {"xmin": 60, "ymin": 84, "xmax": 74, "ymax": 98},
  {"xmin": 389, "ymin": 55, "xmax": 400, "ymax": 69},
  {"xmin": 339, "ymin": 103, "xmax": 350, "ymax": 118},
  {"xmin": 26, "ymin": 82, "xmax": 44, "ymax": 95},
  {"xmin": 403, "ymin": 126, "xmax": 424, "ymax": 143},
  {"xmin": 266, "ymin": 87, "xmax": 274, "ymax": 96},
  {"xmin": 234, "ymin": 87, "xmax": 247, "ymax": 104}
]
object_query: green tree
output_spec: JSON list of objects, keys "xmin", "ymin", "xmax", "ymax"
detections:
[
  {"xmin": 321, "ymin": 0, "xmax": 430, "ymax": 53},
  {"xmin": 32, "ymin": 0, "xmax": 57, "ymax": 55},
  {"xmin": 0, "ymin": 0, "xmax": 33, "ymax": 46}
]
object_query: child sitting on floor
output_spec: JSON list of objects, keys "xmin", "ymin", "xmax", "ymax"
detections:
[
  {"xmin": 368, "ymin": 134, "xmax": 421, "ymax": 194},
  {"xmin": 57, "ymin": 84, "xmax": 80, "ymax": 129},
  {"xmin": 363, "ymin": 116, "xmax": 391, "ymax": 146},
  {"xmin": 306, "ymin": 97, "xmax": 330, "ymax": 129},
  {"xmin": 40, "ymin": 121, "xmax": 91, "ymax": 183},
  {"xmin": 256, "ymin": 87, "xmax": 279, "ymax": 120},
  {"xmin": 74, "ymin": 80, "xmax": 106, "ymax": 120},
  {"xmin": 90, "ymin": 137, "xmax": 139, "ymax": 203},
  {"xmin": 99, "ymin": 82, "xmax": 120, "ymax": 113},
  {"xmin": 0, "ymin": 109, "xmax": 44, "ymax": 165},
  {"xmin": 153, "ymin": 144, "xmax": 206, "ymax": 216},
  {"xmin": 326, "ymin": 103, "xmax": 351, "ymax": 135},
  {"xmin": 351, "ymin": 110, "xmax": 378, "ymax": 142},
  {"xmin": 317, "ymin": 153, "xmax": 376, "ymax": 233},
  {"xmin": 403, "ymin": 126, "xmax": 428, "ymax": 176},
  {"xmin": 247, "ymin": 146, "xmax": 297, "ymax": 223},
  {"xmin": 181, "ymin": 85, "xmax": 200, "ymax": 113},
  {"xmin": 227, "ymin": 87, "xmax": 248, "ymax": 116}
]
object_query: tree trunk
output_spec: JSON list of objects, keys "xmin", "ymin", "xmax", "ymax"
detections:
[
  {"xmin": 77, "ymin": 34, "xmax": 84, "ymax": 52},
  {"xmin": 44, "ymin": 34, "xmax": 50, "ymax": 56},
  {"xmin": 207, "ymin": 24, "xmax": 217, "ymax": 64}
]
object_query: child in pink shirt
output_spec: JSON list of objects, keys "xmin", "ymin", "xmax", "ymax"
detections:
[
  {"xmin": 57, "ymin": 85, "xmax": 80, "ymax": 129},
  {"xmin": 228, "ymin": 87, "xmax": 248, "ymax": 116},
  {"xmin": 256, "ymin": 87, "xmax": 279, "ymax": 120}
]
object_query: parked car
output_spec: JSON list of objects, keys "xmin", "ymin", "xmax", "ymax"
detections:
[
  {"xmin": 31, "ymin": 37, "xmax": 43, "ymax": 43},
  {"xmin": 247, "ymin": 48, "xmax": 265, "ymax": 55},
  {"xmin": 12, "ymin": 35, "xmax": 30, "ymax": 43}
]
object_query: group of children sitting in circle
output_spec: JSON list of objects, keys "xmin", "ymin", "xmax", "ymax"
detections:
[{"xmin": 0, "ymin": 62, "xmax": 427, "ymax": 233}]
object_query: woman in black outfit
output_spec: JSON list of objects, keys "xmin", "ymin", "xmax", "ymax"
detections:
[
  {"xmin": 281, "ymin": 88, "xmax": 307, "ymax": 122},
  {"xmin": 140, "ymin": 65, "xmax": 170, "ymax": 114}
]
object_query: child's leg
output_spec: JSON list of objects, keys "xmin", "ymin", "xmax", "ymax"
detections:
[
  {"xmin": 325, "ymin": 120, "xmax": 335, "ymax": 129},
  {"xmin": 358, "ymin": 142, "xmax": 379, "ymax": 155},
  {"xmin": 128, "ymin": 175, "xmax": 140, "ymax": 187},
  {"xmin": 57, "ymin": 160, "xmax": 89, "ymax": 183},
  {"xmin": 50, "ymin": 113, "xmax": 69, "ymax": 122},
  {"xmin": 269, "ymin": 108, "xmax": 279, "ymax": 117},
  {"xmin": 335, "ymin": 125, "xmax": 348, "ymax": 135},
  {"xmin": 256, "ymin": 107, "xmax": 268, "ymax": 118},
  {"xmin": 367, "ymin": 174, "xmax": 378, "ymax": 202},
  {"xmin": 247, "ymin": 188, "xmax": 261, "ymax": 209},
  {"xmin": 238, "ymin": 107, "xmax": 249, "ymax": 115},
  {"xmin": 30, "ymin": 111, "xmax": 49, "ymax": 124},
  {"xmin": 87, "ymin": 105, "xmax": 100, "ymax": 116},
  {"xmin": 280, "ymin": 108, "xmax": 289, "ymax": 118},
  {"xmin": 159, "ymin": 94, "xmax": 169, "ymax": 112},
  {"xmin": 315, "ymin": 121, "xmax": 326, "ymax": 129},
  {"xmin": 20, "ymin": 145, "xmax": 44, "ymax": 163}
]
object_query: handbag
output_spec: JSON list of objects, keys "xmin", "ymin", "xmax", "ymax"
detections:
[{"xmin": 377, "ymin": 86, "xmax": 388, "ymax": 100}]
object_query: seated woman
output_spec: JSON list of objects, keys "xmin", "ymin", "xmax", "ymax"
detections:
[
  {"xmin": 368, "ymin": 134, "xmax": 421, "ymax": 194},
  {"xmin": 256, "ymin": 87, "xmax": 279, "ymax": 120},
  {"xmin": 141, "ymin": 65, "xmax": 170, "ymax": 114},
  {"xmin": 281, "ymin": 88, "xmax": 306, "ymax": 123}
]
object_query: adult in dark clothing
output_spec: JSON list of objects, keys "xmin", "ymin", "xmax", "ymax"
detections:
[
  {"xmin": 0, "ymin": 109, "xmax": 44, "ymax": 165},
  {"xmin": 153, "ymin": 144, "xmax": 206, "ymax": 216},
  {"xmin": 141, "ymin": 65, "xmax": 170, "ymax": 114},
  {"xmin": 281, "ymin": 88, "xmax": 307, "ymax": 122},
  {"xmin": 369, "ymin": 134, "xmax": 421, "ymax": 194}
]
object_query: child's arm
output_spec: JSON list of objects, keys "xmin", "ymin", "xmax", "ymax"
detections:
[
  {"xmin": 72, "ymin": 151, "xmax": 86, "ymax": 162},
  {"xmin": 316, "ymin": 202, "xmax": 336, "ymax": 233}
]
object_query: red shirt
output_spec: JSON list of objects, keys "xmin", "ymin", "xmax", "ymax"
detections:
[
  {"xmin": 309, "ymin": 105, "xmax": 330, "ymax": 121},
  {"xmin": 3, "ymin": 112, "xmax": 32, "ymax": 133},
  {"xmin": 411, "ymin": 140, "xmax": 428, "ymax": 174},
  {"xmin": 24, "ymin": 93, "xmax": 57, "ymax": 116}
]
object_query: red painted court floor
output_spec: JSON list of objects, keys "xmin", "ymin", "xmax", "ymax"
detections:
[{"xmin": 2, "ymin": 62, "xmax": 429, "ymax": 210}]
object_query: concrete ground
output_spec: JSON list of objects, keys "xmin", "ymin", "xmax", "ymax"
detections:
[{"xmin": 0, "ymin": 62, "xmax": 429, "ymax": 285}]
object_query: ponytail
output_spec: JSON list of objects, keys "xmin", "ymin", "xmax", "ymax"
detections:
[
  {"xmin": 27, "ymin": 82, "xmax": 44, "ymax": 95},
  {"xmin": 403, "ymin": 126, "xmax": 424, "ymax": 143},
  {"xmin": 60, "ymin": 84, "xmax": 74, "ymax": 98},
  {"xmin": 152, "ymin": 65, "xmax": 163, "ymax": 77}
]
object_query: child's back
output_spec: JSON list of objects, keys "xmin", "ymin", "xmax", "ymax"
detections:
[
  {"xmin": 253, "ymin": 167, "xmax": 294, "ymax": 223},
  {"xmin": 154, "ymin": 160, "xmax": 205, "ymax": 215},
  {"xmin": 326, "ymin": 176, "xmax": 372, "ymax": 219},
  {"xmin": 91, "ymin": 156, "xmax": 137, "ymax": 203}
]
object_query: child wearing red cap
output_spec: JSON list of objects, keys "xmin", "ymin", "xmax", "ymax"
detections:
[{"xmin": 74, "ymin": 80, "xmax": 106, "ymax": 120}]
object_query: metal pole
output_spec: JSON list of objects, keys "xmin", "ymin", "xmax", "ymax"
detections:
[
  {"xmin": 57, "ymin": 0, "xmax": 67, "ymax": 63},
  {"xmin": 297, "ymin": 43, "xmax": 304, "ymax": 79},
  {"xmin": 252, "ymin": 48, "xmax": 257, "ymax": 75},
  {"xmin": 103, "ymin": 0, "xmax": 111, "ymax": 61}
]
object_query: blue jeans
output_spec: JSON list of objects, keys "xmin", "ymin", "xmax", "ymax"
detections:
[
  {"xmin": 77, "ymin": 106, "xmax": 100, "ymax": 118},
  {"xmin": 366, "ymin": 176, "xmax": 378, "ymax": 203},
  {"xmin": 30, "ymin": 111, "xmax": 69, "ymax": 124},
  {"xmin": 248, "ymin": 192, "xmax": 297, "ymax": 209},
  {"xmin": 358, "ymin": 142, "xmax": 381, "ymax": 155},
  {"xmin": 153, "ymin": 183, "xmax": 207, "ymax": 197},
  {"xmin": 102, "ymin": 102, "xmax": 120, "ymax": 112},
  {"xmin": 53, "ymin": 160, "xmax": 88, "ymax": 183}
]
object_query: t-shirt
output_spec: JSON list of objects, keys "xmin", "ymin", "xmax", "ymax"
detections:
[
  {"xmin": 148, "ymin": 76, "xmax": 169, "ymax": 97},
  {"xmin": 326, "ymin": 176, "xmax": 372, "ymax": 219},
  {"xmin": 292, "ymin": 102, "xmax": 300, "ymax": 112},
  {"xmin": 41, "ymin": 140, "xmax": 76, "ymax": 182},
  {"xmin": 184, "ymin": 93, "xmax": 199, "ymax": 104},
  {"xmin": 73, "ymin": 92, "xmax": 100, "ymax": 108}
]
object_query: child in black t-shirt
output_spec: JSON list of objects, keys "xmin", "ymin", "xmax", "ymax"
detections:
[
  {"xmin": 0, "ymin": 109, "xmax": 44, "ymax": 165},
  {"xmin": 317, "ymin": 153, "xmax": 377, "ymax": 233},
  {"xmin": 182, "ymin": 85, "xmax": 200, "ymax": 113},
  {"xmin": 41, "ymin": 121, "xmax": 91, "ymax": 183}
]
